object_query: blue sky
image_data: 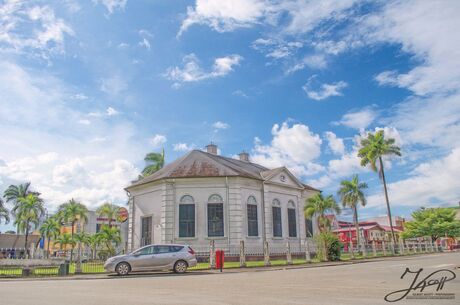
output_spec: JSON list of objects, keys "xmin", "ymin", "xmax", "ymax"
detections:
[{"xmin": 1, "ymin": 0, "xmax": 460, "ymax": 230}]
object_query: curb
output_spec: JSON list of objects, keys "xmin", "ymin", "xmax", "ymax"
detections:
[{"xmin": 0, "ymin": 252, "xmax": 446, "ymax": 282}]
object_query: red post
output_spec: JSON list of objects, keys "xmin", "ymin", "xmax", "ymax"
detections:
[{"xmin": 215, "ymin": 250, "xmax": 224, "ymax": 272}]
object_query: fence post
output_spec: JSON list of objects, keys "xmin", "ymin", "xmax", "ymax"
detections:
[
  {"xmin": 209, "ymin": 240, "xmax": 216, "ymax": 269},
  {"xmin": 239, "ymin": 240, "xmax": 246, "ymax": 267},
  {"xmin": 372, "ymin": 240, "xmax": 377, "ymax": 257},
  {"xmin": 382, "ymin": 241, "xmax": 386, "ymax": 256},
  {"xmin": 264, "ymin": 241, "xmax": 270, "ymax": 266},
  {"xmin": 305, "ymin": 239, "xmax": 311, "ymax": 263},
  {"xmin": 349, "ymin": 241, "xmax": 355, "ymax": 259},
  {"xmin": 286, "ymin": 242, "xmax": 293, "ymax": 265},
  {"xmin": 399, "ymin": 240, "xmax": 405, "ymax": 255},
  {"xmin": 413, "ymin": 243, "xmax": 417, "ymax": 253},
  {"xmin": 362, "ymin": 241, "xmax": 367, "ymax": 258},
  {"xmin": 418, "ymin": 241, "xmax": 422, "ymax": 253}
]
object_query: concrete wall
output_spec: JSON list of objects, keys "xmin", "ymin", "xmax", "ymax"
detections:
[{"xmin": 128, "ymin": 174, "xmax": 318, "ymax": 251}]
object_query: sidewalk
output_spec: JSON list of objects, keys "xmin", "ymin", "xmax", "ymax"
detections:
[{"xmin": 0, "ymin": 252, "xmax": 445, "ymax": 282}]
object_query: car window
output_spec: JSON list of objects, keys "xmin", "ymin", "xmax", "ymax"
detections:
[
  {"xmin": 134, "ymin": 246, "xmax": 154, "ymax": 255},
  {"xmin": 154, "ymin": 245, "xmax": 171, "ymax": 254},
  {"xmin": 170, "ymin": 246, "xmax": 184, "ymax": 252}
]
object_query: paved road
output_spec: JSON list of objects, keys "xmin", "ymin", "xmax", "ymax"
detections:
[{"xmin": 1, "ymin": 253, "xmax": 459, "ymax": 305}]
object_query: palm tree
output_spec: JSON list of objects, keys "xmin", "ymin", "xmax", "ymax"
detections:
[
  {"xmin": 74, "ymin": 231, "xmax": 91, "ymax": 263},
  {"xmin": 4, "ymin": 182, "xmax": 40, "ymax": 231},
  {"xmin": 55, "ymin": 233, "xmax": 75, "ymax": 255},
  {"xmin": 0, "ymin": 198, "xmax": 10, "ymax": 224},
  {"xmin": 96, "ymin": 202, "xmax": 120, "ymax": 226},
  {"xmin": 87, "ymin": 234, "xmax": 102, "ymax": 260},
  {"xmin": 12, "ymin": 194, "xmax": 45, "ymax": 255},
  {"xmin": 338, "ymin": 175, "xmax": 368, "ymax": 251},
  {"xmin": 39, "ymin": 217, "xmax": 61, "ymax": 258},
  {"xmin": 56, "ymin": 199, "xmax": 88, "ymax": 262},
  {"xmin": 304, "ymin": 193, "xmax": 341, "ymax": 233},
  {"xmin": 3, "ymin": 182, "xmax": 40, "ymax": 203},
  {"xmin": 98, "ymin": 225, "xmax": 122, "ymax": 257},
  {"xmin": 141, "ymin": 149, "xmax": 165, "ymax": 177},
  {"xmin": 358, "ymin": 130, "xmax": 401, "ymax": 248}
]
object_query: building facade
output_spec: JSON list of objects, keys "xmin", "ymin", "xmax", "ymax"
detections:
[{"xmin": 125, "ymin": 145, "xmax": 319, "ymax": 252}]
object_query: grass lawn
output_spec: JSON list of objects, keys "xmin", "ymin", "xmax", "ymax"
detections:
[{"xmin": 0, "ymin": 250, "xmax": 431, "ymax": 276}]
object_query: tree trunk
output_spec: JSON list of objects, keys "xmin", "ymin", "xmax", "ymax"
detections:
[
  {"xmin": 24, "ymin": 221, "xmax": 30, "ymax": 258},
  {"xmin": 47, "ymin": 237, "xmax": 51, "ymax": 259},
  {"xmin": 70, "ymin": 221, "xmax": 75, "ymax": 263},
  {"xmin": 379, "ymin": 156, "xmax": 397, "ymax": 253},
  {"xmin": 353, "ymin": 205, "xmax": 360, "ymax": 252}
]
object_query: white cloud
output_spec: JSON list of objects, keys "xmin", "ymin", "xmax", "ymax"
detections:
[
  {"xmin": 252, "ymin": 38, "xmax": 303, "ymax": 60},
  {"xmin": 335, "ymin": 107, "xmax": 377, "ymax": 130},
  {"xmin": 303, "ymin": 80, "xmax": 347, "ymax": 101},
  {"xmin": 251, "ymin": 122, "xmax": 324, "ymax": 177},
  {"xmin": 150, "ymin": 134, "xmax": 167, "ymax": 148},
  {"xmin": 212, "ymin": 121, "xmax": 230, "ymax": 130},
  {"xmin": 0, "ymin": 1, "xmax": 74, "ymax": 57},
  {"xmin": 179, "ymin": 0, "xmax": 359, "ymax": 36},
  {"xmin": 139, "ymin": 38, "xmax": 151, "ymax": 50},
  {"xmin": 286, "ymin": 54, "xmax": 327, "ymax": 74},
  {"xmin": 232, "ymin": 90, "xmax": 248, "ymax": 98},
  {"xmin": 310, "ymin": 134, "xmax": 367, "ymax": 189},
  {"xmin": 0, "ymin": 60, "xmax": 143, "ymax": 211},
  {"xmin": 117, "ymin": 42, "xmax": 129, "ymax": 49},
  {"xmin": 164, "ymin": 54, "xmax": 242, "ymax": 86},
  {"xmin": 324, "ymin": 131, "xmax": 345, "ymax": 155},
  {"xmin": 367, "ymin": 148, "xmax": 460, "ymax": 208},
  {"xmin": 173, "ymin": 143, "xmax": 195, "ymax": 152},
  {"xmin": 78, "ymin": 119, "xmax": 91, "ymax": 125},
  {"xmin": 93, "ymin": 0, "xmax": 127, "ymax": 14},
  {"xmin": 71, "ymin": 93, "xmax": 89, "ymax": 100},
  {"xmin": 178, "ymin": 0, "xmax": 268, "ymax": 36},
  {"xmin": 106, "ymin": 107, "xmax": 119, "ymax": 116},
  {"xmin": 100, "ymin": 75, "xmax": 128, "ymax": 95},
  {"xmin": 385, "ymin": 94, "xmax": 460, "ymax": 150},
  {"xmin": 360, "ymin": 1, "xmax": 460, "ymax": 96}
]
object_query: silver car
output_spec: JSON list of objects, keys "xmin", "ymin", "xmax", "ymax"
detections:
[{"xmin": 104, "ymin": 244, "xmax": 197, "ymax": 276}]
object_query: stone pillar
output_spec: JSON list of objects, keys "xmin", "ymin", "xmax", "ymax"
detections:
[
  {"xmin": 362, "ymin": 241, "xmax": 367, "ymax": 258},
  {"xmin": 305, "ymin": 239, "xmax": 311, "ymax": 263},
  {"xmin": 417, "ymin": 241, "xmax": 422, "ymax": 253},
  {"xmin": 399, "ymin": 240, "xmax": 405, "ymax": 255},
  {"xmin": 286, "ymin": 242, "xmax": 293, "ymax": 265},
  {"xmin": 263, "ymin": 241, "xmax": 270, "ymax": 266},
  {"xmin": 372, "ymin": 241, "xmax": 377, "ymax": 257},
  {"xmin": 413, "ymin": 243, "xmax": 417, "ymax": 253},
  {"xmin": 349, "ymin": 241, "xmax": 355, "ymax": 259},
  {"xmin": 209, "ymin": 240, "xmax": 216, "ymax": 269},
  {"xmin": 239, "ymin": 240, "xmax": 246, "ymax": 267},
  {"xmin": 382, "ymin": 241, "xmax": 386, "ymax": 256}
]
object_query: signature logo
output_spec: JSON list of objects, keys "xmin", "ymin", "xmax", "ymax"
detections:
[{"xmin": 384, "ymin": 268, "xmax": 456, "ymax": 302}]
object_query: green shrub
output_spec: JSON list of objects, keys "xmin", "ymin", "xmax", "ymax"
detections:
[{"xmin": 315, "ymin": 232, "xmax": 342, "ymax": 261}]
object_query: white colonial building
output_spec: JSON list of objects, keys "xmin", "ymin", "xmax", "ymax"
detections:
[{"xmin": 125, "ymin": 144, "xmax": 319, "ymax": 252}]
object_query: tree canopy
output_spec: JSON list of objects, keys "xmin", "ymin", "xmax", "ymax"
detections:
[{"xmin": 401, "ymin": 207, "xmax": 460, "ymax": 241}]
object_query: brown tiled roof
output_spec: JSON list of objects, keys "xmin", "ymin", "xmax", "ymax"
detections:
[{"xmin": 127, "ymin": 150, "xmax": 318, "ymax": 191}]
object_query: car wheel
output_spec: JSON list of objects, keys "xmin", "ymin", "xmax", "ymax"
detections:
[
  {"xmin": 115, "ymin": 262, "xmax": 131, "ymax": 276},
  {"xmin": 174, "ymin": 260, "xmax": 188, "ymax": 274}
]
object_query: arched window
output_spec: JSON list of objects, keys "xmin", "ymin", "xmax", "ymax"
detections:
[
  {"xmin": 179, "ymin": 195, "xmax": 195, "ymax": 238},
  {"xmin": 272, "ymin": 199, "xmax": 282, "ymax": 237},
  {"xmin": 208, "ymin": 194, "xmax": 224, "ymax": 237},
  {"xmin": 247, "ymin": 196, "xmax": 258, "ymax": 237},
  {"xmin": 288, "ymin": 200, "xmax": 297, "ymax": 237}
]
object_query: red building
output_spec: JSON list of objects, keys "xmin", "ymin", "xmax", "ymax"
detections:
[{"xmin": 331, "ymin": 218, "xmax": 404, "ymax": 247}]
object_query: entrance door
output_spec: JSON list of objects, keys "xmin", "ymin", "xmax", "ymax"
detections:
[{"xmin": 141, "ymin": 216, "xmax": 153, "ymax": 246}]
